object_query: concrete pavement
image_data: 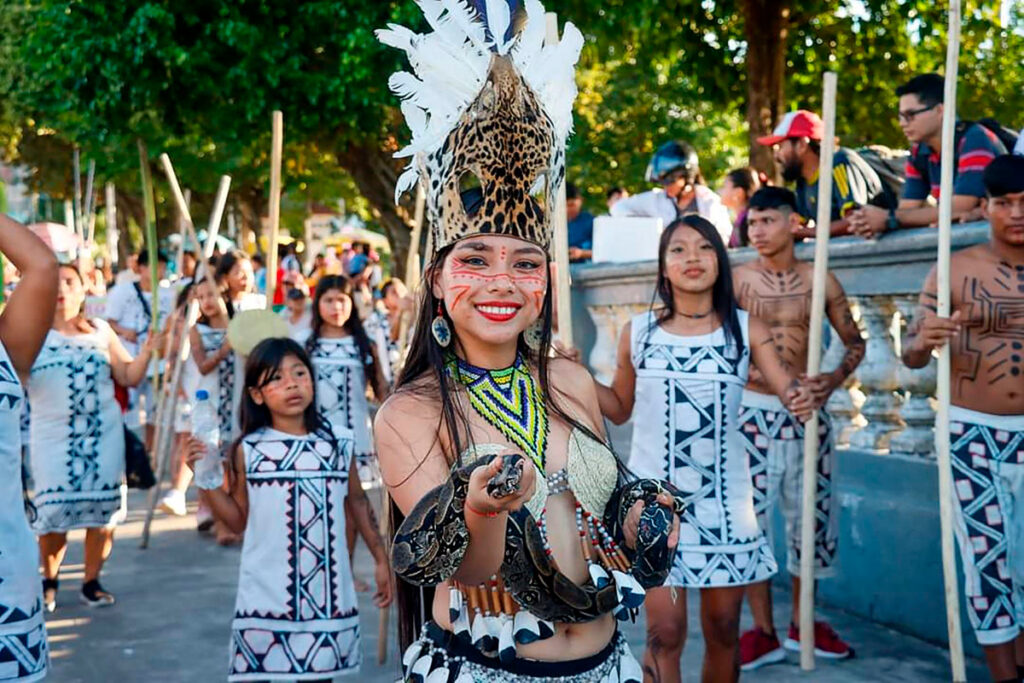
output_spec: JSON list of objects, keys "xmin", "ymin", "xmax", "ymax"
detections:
[{"xmin": 43, "ymin": 490, "xmax": 989, "ymax": 682}]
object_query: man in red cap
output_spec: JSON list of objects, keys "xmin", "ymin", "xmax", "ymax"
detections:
[{"xmin": 759, "ymin": 110, "xmax": 889, "ymax": 238}]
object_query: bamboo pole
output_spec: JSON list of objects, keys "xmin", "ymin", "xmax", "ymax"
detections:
[
  {"xmin": 798, "ymin": 71, "xmax": 837, "ymax": 672},
  {"xmin": 376, "ymin": 485, "xmax": 390, "ymax": 664},
  {"xmin": 140, "ymin": 162, "xmax": 232, "ymax": 548},
  {"xmin": 397, "ymin": 182, "xmax": 427, "ymax": 356},
  {"xmin": 105, "ymin": 183, "xmax": 119, "ymax": 269},
  {"xmin": 174, "ymin": 189, "xmax": 191, "ymax": 280},
  {"xmin": 73, "ymin": 147, "xmax": 83, "ymax": 241},
  {"xmin": 137, "ymin": 140, "xmax": 161, "ymax": 336},
  {"xmin": 265, "ymin": 111, "xmax": 284, "ymax": 310},
  {"xmin": 935, "ymin": 2, "xmax": 967, "ymax": 680},
  {"xmin": 544, "ymin": 13, "xmax": 573, "ymax": 348},
  {"xmin": 83, "ymin": 160, "xmax": 96, "ymax": 244}
]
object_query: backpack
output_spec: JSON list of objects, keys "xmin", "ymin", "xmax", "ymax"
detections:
[
  {"xmin": 855, "ymin": 145, "xmax": 908, "ymax": 210},
  {"xmin": 910, "ymin": 119, "xmax": 1017, "ymax": 181}
]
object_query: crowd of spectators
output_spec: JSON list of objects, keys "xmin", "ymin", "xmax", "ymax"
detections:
[{"xmin": 566, "ymin": 72, "xmax": 1020, "ymax": 262}]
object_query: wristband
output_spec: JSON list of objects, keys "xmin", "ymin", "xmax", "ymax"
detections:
[{"xmin": 465, "ymin": 500, "xmax": 499, "ymax": 518}]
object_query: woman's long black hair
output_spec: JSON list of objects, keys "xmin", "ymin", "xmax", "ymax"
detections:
[
  {"xmin": 233, "ymin": 338, "xmax": 336, "ymax": 452},
  {"xmin": 305, "ymin": 275, "xmax": 376, "ymax": 389},
  {"xmin": 389, "ymin": 241, "xmax": 634, "ymax": 650},
  {"xmin": 651, "ymin": 214, "xmax": 744, "ymax": 356}
]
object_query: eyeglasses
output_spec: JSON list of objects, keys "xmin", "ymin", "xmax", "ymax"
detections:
[{"xmin": 898, "ymin": 103, "xmax": 938, "ymax": 124}]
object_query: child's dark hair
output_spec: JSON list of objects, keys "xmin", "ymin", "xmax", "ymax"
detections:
[
  {"xmin": 235, "ymin": 338, "xmax": 334, "ymax": 446},
  {"xmin": 748, "ymin": 186, "xmax": 798, "ymax": 214},
  {"xmin": 652, "ymin": 214, "xmax": 745, "ymax": 355},
  {"xmin": 214, "ymin": 249, "xmax": 250, "ymax": 318},
  {"xmin": 307, "ymin": 275, "xmax": 376, "ymax": 388}
]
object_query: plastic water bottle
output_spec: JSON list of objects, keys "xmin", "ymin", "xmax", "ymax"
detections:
[{"xmin": 192, "ymin": 390, "xmax": 223, "ymax": 490}]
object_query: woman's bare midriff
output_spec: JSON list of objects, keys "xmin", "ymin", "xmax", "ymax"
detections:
[{"xmin": 430, "ymin": 582, "xmax": 617, "ymax": 661}]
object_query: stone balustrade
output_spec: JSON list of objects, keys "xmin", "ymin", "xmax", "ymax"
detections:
[{"xmin": 570, "ymin": 222, "xmax": 989, "ymax": 457}]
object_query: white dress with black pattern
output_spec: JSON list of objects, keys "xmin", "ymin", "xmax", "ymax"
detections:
[
  {"xmin": 306, "ymin": 336, "xmax": 373, "ymax": 465},
  {"xmin": 229, "ymin": 427, "xmax": 359, "ymax": 681},
  {"xmin": 0, "ymin": 343, "xmax": 48, "ymax": 681},
  {"xmin": 194, "ymin": 323, "xmax": 240, "ymax": 448},
  {"xmin": 27, "ymin": 321, "xmax": 127, "ymax": 533},
  {"xmin": 627, "ymin": 310, "xmax": 777, "ymax": 588}
]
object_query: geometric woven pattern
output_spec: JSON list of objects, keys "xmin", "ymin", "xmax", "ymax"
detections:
[
  {"xmin": 309, "ymin": 337, "xmax": 373, "ymax": 460},
  {"xmin": 0, "ymin": 342, "xmax": 49, "ymax": 682},
  {"xmin": 197, "ymin": 326, "xmax": 236, "ymax": 446},
  {"xmin": 629, "ymin": 312, "xmax": 777, "ymax": 588},
  {"xmin": 949, "ymin": 415, "xmax": 1024, "ymax": 646},
  {"xmin": 28, "ymin": 323, "xmax": 126, "ymax": 533},
  {"xmin": 738, "ymin": 399, "xmax": 838, "ymax": 577},
  {"xmin": 230, "ymin": 429, "xmax": 360, "ymax": 680}
]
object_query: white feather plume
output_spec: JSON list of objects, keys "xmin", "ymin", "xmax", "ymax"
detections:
[{"xmin": 380, "ymin": 0, "xmax": 582, "ymax": 201}]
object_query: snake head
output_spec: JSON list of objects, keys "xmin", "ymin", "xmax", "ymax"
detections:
[{"xmin": 487, "ymin": 453, "xmax": 525, "ymax": 499}]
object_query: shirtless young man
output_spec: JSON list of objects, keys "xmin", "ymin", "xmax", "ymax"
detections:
[
  {"xmin": 731, "ymin": 187, "xmax": 866, "ymax": 669},
  {"xmin": 903, "ymin": 155, "xmax": 1024, "ymax": 683}
]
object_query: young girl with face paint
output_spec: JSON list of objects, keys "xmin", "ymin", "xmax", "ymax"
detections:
[
  {"xmin": 185, "ymin": 338, "xmax": 392, "ymax": 682},
  {"xmin": 594, "ymin": 215, "xmax": 814, "ymax": 683}
]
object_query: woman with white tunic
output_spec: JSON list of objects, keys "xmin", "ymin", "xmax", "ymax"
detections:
[
  {"xmin": 0, "ymin": 214, "xmax": 57, "ymax": 681},
  {"xmin": 595, "ymin": 215, "xmax": 812, "ymax": 682},
  {"xmin": 30, "ymin": 264, "xmax": 154, "ymax": 610}
]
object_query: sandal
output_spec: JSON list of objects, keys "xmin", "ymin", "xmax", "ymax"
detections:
[{"xmin": 80, "ymin": 579, "xmax": 115, "ymax": 608}]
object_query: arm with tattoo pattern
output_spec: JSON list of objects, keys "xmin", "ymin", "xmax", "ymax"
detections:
[
  {"xmin": 902, "ymin": 267, "xmax": 949, "ymax": 369},
  {"xmin": 823, "ymin": 274, "xmax": 866, "ymax": 386}
]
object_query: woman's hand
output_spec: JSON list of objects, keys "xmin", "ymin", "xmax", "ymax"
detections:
[
  {"xmin": 465, "ymin": 454, "xmax": 537, "ymax": 517},
  {"xmin": 623, "ymin": 492, "xmax": 680, "ymax": 551},
  {"xmin": 372, "ymin": 559, "xmax": 394, "ymax": 608}
]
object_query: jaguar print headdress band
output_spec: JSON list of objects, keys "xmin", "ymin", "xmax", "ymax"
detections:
[{"xmin": 378, "ymin": 0, "xmax": 582, "ymax": 255}]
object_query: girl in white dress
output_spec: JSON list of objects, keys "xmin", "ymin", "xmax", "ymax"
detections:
[
  {"xmin": 304, "ymin": 275, "xmax": 387, "ymax": 590},
  {"xmin": 185, "ymin": 338, "xmax": 392, "ymax": 681},
  {"xmin": 595, "ymin": 215, "xmax": 812, "ymax": 682},
  {"xmin": 0, "ymin": 214, "xmax": 58, "ymax": 681},
  {"xmin": 215, "ymin": 249, "xmax": 266, "ymax": 314},
  {"xmin": 30, "ymin": 264, "xmax": 153, "ymax": 610}
]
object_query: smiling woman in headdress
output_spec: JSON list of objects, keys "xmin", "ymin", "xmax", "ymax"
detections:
[{"xmin": 373, "ymin": 2, "xmax": 685, "ymax": 680}]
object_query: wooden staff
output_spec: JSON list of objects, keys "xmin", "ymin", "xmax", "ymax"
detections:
[
  {"xmin": 377, "ymin": 486, "xmax": 390, "ymax": 664},
  {"xmin": 83, "ymin": 160, "xmax": 96, "ymax": 244},
  {"xmin": 174, "ymin": 189, "xmax": 192, "ymax": 280},
  {"xmin": 105, "ymin": 183, "xmax": 119, "ymax": 269},
  {"xmin": 935, "ymin": 2, "xmax": 967, "ymax": 680},
  {"xmin": 798, "ymin": 71, "xmax": 837, "ymax": 671},
  {"xmin": 397, "ymin": 182, "xmax": 427, "ymax": 356},
  {"xmin": 140, "ymin": 161, "xmax": 232, "ymax": 548},
  {"xmin": 544, "ymin": 13, "xmax": 574, "ymax": 348},
  {"xmin": 73, "ymin": 147, "xmax": 83, "ymax": 240},
  {"xmin": 265, "ymin": 111, "xmax": 284, "ymax": 311}
]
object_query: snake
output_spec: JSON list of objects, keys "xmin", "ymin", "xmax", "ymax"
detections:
[{"xmin": 392, "ymin": 459, "xmax": 684, "ymax": 623}]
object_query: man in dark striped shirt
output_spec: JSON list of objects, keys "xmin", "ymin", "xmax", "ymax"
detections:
[{"xmin": 848, "ymin": 73, "xmax": 1006, "ymax": 237}]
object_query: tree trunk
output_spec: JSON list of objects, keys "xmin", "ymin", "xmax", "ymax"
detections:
[
  {"xmin": 743, "ymin": 0, "xmax": 792, "ymax": 177},
  {"xmin": 336, "ymin": 143, "xmax": 415, "ymax": 280}
]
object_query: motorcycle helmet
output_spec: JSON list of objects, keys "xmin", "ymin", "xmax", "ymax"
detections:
[{"xmin": 645, "ymin": 140, "xmax": 700, "ymax": 185}]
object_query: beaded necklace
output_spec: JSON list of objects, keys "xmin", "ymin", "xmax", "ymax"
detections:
[{"xmin": 447, "ymin": 353, "xmax": 548, "ymax": 472}]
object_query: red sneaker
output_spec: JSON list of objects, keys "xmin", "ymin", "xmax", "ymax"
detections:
[
  {"xmin": 740, "ymin": 627, "xmax": 786, "ymax": 671},
  {"xmin": 784, "ymin": 621, "xmax": 854, "ymax": 659}
]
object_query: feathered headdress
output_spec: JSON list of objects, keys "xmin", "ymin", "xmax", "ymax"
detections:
[{"xmin": 378, "ymin": 0, "xmax": 583, "ymax": 254}]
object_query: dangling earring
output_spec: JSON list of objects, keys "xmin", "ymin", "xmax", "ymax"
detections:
[
  {"xmin": 523, "ymin": 319, "xmax": 544, "ymax": 351},
  {"xmin": 431, "ymin": 301, "xmax": 452, "ymax": 348}
]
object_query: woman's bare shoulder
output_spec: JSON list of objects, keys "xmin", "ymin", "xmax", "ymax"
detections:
[{"xmin": 547, "ymin": 357, "xmax": 604, "ymax": 434}]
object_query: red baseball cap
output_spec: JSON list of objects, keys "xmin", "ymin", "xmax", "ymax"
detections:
[{"xmin": 756, "ymin": 110, "xmax": 825, "ymax": 146}]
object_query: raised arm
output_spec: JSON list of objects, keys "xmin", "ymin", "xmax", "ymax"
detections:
[
  {"xmin": 594, "ymin": 322, "xmax": 636, "ymax": 425},
  {"xmin": 190, "ymin": 326, "xmax": 231, "ymax": 375},
  {"xmin": 0, "ymin": 215, "xmax": 59, "ymax": 377},
  {"xmin": 106, "ymin": 325, "xmax": 154, "ymax": 387}
]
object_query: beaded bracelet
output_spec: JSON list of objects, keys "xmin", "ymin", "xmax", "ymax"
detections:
[{"xmin": 465, "ymin": 501, "xmax": 500, "ymax": 518}]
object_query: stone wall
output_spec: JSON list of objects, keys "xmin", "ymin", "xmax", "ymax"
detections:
[{"xmin": 569, "ymin": 223, "xmax": 990, "ymax": 651}]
